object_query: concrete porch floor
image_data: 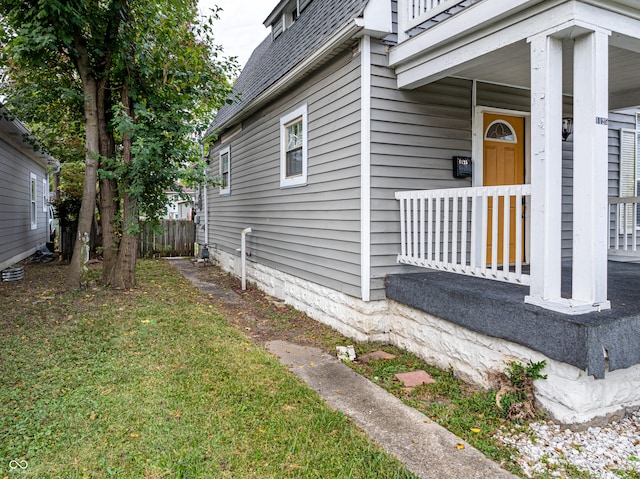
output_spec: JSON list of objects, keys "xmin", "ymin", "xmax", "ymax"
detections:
[{"xmin": 385, "ymin": 261, "xmax": 640, "ymax": 379}]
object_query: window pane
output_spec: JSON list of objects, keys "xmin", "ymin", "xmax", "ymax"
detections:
[
  {"xmin": 286, "ymin": 120, "xmax": 303, "ymax": 151},
  {"xmin": 286, "ymin": 148, "xmax": 302, "ymax": 177},
  {"xmin": 220, "ymin": 151, "xmax": 230, "ymax": 190}
]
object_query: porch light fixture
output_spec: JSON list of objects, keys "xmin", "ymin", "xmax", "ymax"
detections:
[{"xmin": 562, "ymin": 117, "xmax": 573, "ymax": 141}]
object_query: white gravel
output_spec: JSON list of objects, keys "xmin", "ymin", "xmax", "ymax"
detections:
[{"xmin": 497, "ymin": 410, "xmax": 640, "ymax": 478}]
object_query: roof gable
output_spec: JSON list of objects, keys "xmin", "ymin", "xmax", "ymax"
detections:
[{"xmin": 208, "ymin": 0, "xmax": 368, "ymax": 135}]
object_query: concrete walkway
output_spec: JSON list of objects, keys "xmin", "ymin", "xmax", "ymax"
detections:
[
  {"xmin": 167, "ymin": 258, "xmax": 518, "ymax": 479},
  {"xmin": 266, "ymin": 340, "xmax": 517, "ymax": 479}
]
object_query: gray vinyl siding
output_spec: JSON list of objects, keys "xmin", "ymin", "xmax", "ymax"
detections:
[
  {"xmin": 0, "ymin": 137, "xmax": 48, "ymax": 270},
  {"xmin": 207, "ymin": 47, "xmax": 364, "ymax": 297},
  {"xmin": 369, "ymin": 40, "xmax": 473, "ymax": 300}
]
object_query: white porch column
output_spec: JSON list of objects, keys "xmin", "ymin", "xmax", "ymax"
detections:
[
  {"xmin": 525, "ymin": 34, "xmax": 564, "ymax": 309},
  {"xmin": 571, "ymin": 29, "xmax": 611, "ymax": 311}
]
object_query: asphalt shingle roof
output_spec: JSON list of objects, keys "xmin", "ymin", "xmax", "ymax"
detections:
[{"xmin": 208, "ymin": 0, "xmax": 368, "ymax": 136}]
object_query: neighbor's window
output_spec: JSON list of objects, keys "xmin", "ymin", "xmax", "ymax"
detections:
[
  {"xmin": 219, "ymin": 146, "xmax": 230, "ymax": 195},
  {"xmin": 30, "ymin": 172, "xmax": 37, "ymax": 230},
  {"xmin": 280, "ymin": 104, "xmax": 307, "ymax": 188}
]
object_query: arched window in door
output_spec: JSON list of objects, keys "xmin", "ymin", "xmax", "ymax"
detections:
[{"xmin": 485, "ymin": 120, "xmax": 517, "ymax": 142}]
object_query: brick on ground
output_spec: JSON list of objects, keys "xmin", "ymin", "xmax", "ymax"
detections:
[
  {"xmin": 359, "ymin": 350, "xmax": 397, "ymax": 363},
  {"xmin": 395, "ymin": 370, "xmax": 436, "ymax": 387}
]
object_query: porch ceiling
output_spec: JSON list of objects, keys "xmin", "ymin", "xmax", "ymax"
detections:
[
  {"xmin": 446, "ymin": 41, "xmax": 640, "ymax": 110},
  {"xmin": 392, "ymin": 0, "xmax": 640, "ymax": 110}
]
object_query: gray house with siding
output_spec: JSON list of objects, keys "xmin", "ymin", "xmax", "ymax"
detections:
[
  {"xmin": 0, "ymin": 107, "xmax": 58, "ymax": 272},
  {"xmin": 201, "ymin": 0, "xmax": 640, "ymax": 425}
]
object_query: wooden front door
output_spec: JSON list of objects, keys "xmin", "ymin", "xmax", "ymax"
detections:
[{"xmin": 483, "ymin": 113, "xmax": 525, "ymax": 264}]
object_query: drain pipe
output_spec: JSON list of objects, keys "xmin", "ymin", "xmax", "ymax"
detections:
[{"xmin": 241, "ymin": 227, "xmax": 252, "ymax": 290}]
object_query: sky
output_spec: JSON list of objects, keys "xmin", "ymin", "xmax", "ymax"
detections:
[{"xmin": 197, "ymin": 0, "xmax": 276, "ymax": 68}]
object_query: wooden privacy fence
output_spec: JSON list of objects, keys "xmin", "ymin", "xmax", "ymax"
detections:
[{"xmin": 138, "ymin": 220, "xmax": 195, "ymax": 258}]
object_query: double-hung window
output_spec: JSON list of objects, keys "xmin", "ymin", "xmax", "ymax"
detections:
[
  {"xmin": 219, "ymin": 146, "xmax": 230, "ymax": 196},
  {"xmin": 619, "ymin": 113, "xmax": 640, "ymax": 230},
  {"xmin": 280, "ymin": 104, "xmax": 307, "ymax": 188},
  {"xmin": 30, "ymin": 173, "xmax": 37, "ymax": 230}
]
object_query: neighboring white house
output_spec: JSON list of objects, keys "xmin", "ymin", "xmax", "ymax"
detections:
[
  {"xmin": 0, "ymin": 106, "xmax": 59, "ymax": 272},
  {"xmin": 162, "ymin": 188, "xmax": 194, "ymax": 220},
  {"xmin": 200, "ymin": 0, "xmax": 640, "ymax": 425}
]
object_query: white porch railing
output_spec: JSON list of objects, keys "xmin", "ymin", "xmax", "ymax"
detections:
[
  {"xmin": 398, "ymin": 0, "xmax": 466, "ymax": 36},
  {"xmin": 609, "ymin": 196, "xmax": 640, "ymax": 259},
  {"xmin": 396, "ymin": 184, "xmax": 531, "ymax": 285}
]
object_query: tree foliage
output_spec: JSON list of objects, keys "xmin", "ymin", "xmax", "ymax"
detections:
[{"xmin": 1, "ymin": 0, "xmax": 236, "ymax": 288}]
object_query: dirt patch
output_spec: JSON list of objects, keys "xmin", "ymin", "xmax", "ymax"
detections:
[{"xmin": 167, "ymin": 259, "xmax": 348, "ymax": 352}]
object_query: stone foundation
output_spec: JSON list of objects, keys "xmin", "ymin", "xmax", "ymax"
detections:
[{"xmin": 215, "ymin": 249, "xmax": 640, "ymax": 425}]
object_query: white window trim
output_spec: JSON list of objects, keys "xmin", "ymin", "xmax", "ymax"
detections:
[
  {"xmin": 280, "ymin": 104, "xmax": 308, "ymax": 188},
  {"xmin": 219, "ymin": 146, "xmax": 231, "ymax": 196},
  {"xmin": 30, "ymin": 172, "xmax": 37, "ymax": 230},
  {"xmin": 42, "ymin": 178, "xmax": 48, "ymax": 212}
]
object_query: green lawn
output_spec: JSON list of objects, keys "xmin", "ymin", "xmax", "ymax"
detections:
[{"xmin": 0, "ymin": 260, "xmax": 417, "ymax": 478}]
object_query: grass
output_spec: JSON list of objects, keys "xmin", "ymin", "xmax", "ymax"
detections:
[{"xmin": 0, "ymin": 260, "xmax": 417, "ymax": 478}]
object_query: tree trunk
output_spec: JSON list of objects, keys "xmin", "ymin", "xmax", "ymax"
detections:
[
  {"xmin": 66, "ymin": 69, "xmax": 100, "ymax": 289},
  {"xmin": 113, "ymin": 192, "xmax": 138, "ymax": 289},
  {"xmin": 112, "ymin": 85, "xmax": 138, "ymax": 289},
  {"xmin": 99, "ymin": 177, "xmax": 118, "ymax": 283}
]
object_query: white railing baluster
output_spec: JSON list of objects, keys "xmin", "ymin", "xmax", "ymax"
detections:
[
  {"xmin": 399, "ymin": 197, "xmax": 407, "ymax": 258},
  {"xmin": 412, "ymin": 198, "xmax": 420, "ymax": 257},
  {"xmin": 443, "ymin": 196, "xmax": 450, "ymax": 264},
  {"xmin": 631, "ymin": 203, "xmax": 638, "ymax": 251},
  {"xmin": 480, "ymin": 192, "xmax": 488, "ymax": 271},
  {"xmin": 435, "ymin": 196, "xmax": 441, "ymax": 263},
  {"xmin": 452, "ymin": 195, "xmax": 458, "ymax": 270},
  {"xmin": 461, "ymin": 194, "xmax": 468, "ymax": 269},
  {"xmin": 470, "ymin": 195, "xmax": 477, "ymax": 270},
  {"xmin": 420, "ymin": 197, "xmax": 426, "ymax": 262},
  {"xmin": 399, "ymin": 0, "xmax": 466, "ymax": 36},
  {"xmin": 515, "ymin": 192, "xmax": 523, "ymax": 277},
  {"xmin": 491, "ymin": 193, "xmax": 498, "ymax": 274},
  {"xmin": 502, "ymin": 192, "xmax": 510, "ymax": 278}
]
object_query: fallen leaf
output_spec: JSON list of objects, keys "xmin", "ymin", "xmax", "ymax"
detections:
[
  {"xmin": 456, "ymin": 443, "xmax": 465, "ymax": 450},
  {"xmin": 129, "ymin": 433, "xmax": 140, "ymax": 438},
  {"xmin": 141, "ymin": 320, "xmax": 150, "ymax": 324},
  {"xmin": 470, "ymin": 428, "xmax": 481, "ymax": 433}
]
